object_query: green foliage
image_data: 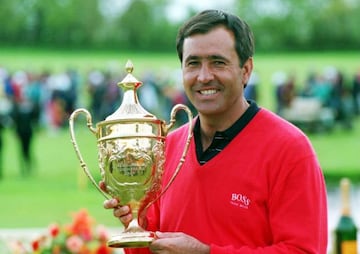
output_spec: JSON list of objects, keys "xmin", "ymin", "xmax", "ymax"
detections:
[
  {"xmin": 113, "ymin": 0, "xmax": 177, "ymax": 51},
  {"xmin": 0, "ymin": 0, "xmax": 359, "ymax": 51},
  {"xmin": 0, "ymin": 0, "xmax": 104, "ymax": 48},
  {"xmin": 235, "ymin": 0, "xmax": 360, "ymax": 51}
]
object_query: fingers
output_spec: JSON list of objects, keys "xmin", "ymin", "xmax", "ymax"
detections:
[
  {"xmin": 103, "ymin": 198, "xmax": 133, "ymax": 227},
  {"xmin": 114, "ymin": 206, "xmax": 132, "ymax": 226},
  {"xmin": 103, "ymin": 198, "xmax": 119, "ymax": 209},
  {"xmin": 155, "ymin": 231, "xmax": 183, "ymax": 239},
  {"xmin": 99, "ymin": 181, "xmax": 133, "ymax": 227},
  {"xmin": 113, "ymin": 204, "xmax": 130, "ymax": 218}
]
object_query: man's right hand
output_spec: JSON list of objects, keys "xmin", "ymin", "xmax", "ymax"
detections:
[{"xmin": 100, "ymin": 181, "xmax": 133, "ymax": 228}]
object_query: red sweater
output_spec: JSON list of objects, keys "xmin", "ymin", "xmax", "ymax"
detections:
[{"xmin": 125, "ymin": 108, "xmax": 328, "ymax": 254}]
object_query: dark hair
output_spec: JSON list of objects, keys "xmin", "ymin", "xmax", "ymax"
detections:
[{"xmin": 176, "ymin": 9, "xmax": 255, "ymax": 67}]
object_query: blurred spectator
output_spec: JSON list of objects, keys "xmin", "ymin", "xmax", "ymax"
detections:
[
  {"xmin": 100, "ymin": 71, "xmax": 121, "ymax": 118},
  {"xmin": 326, "ymin": 67, "xmax": 353, "ymax": 129},
  {"xmin": 0, "ymin": 67, "xmax": 7, "ymax": 180},
  {"xmin": 64, "ymin": 68, "xmax": 81, "ymax": 118},
  {"xmin": 352, "ymin": 68, "xmax": 360, "ymax": 115},
  {"xmin": 26, "ymin": 72, "xmax": 43, "ymax": 129},
  {"xmin": 271, "ymin": 71, "xmax": 296, "ymax": 113},
  {"xmin": 0, "ymin": 67, "xmax": 14, "ymax": 179},
  {"xmin": 161, "ymin": 76, "xmax": 196, "ymax": 126},
  {"xmin": 309, "ymin": 72, "xmax": 332, "ymax": 106},
  {"xmin": 302, "ymin": 71, "xmax": 317, "ymax": 97},
  {"xmin": 271, "ymin": 71, "xmax": 287, "ymax": 113},
  {"xmin": 8, "ymin": 70, "xmax": 39, "ymax": 177},
  {"xmin": 87, "ymin": 69, "xmax": 107, "ymax": 122},
  {"xmin": 11, "ymin": 99, "xmax": 36, "ymax": 176},
  {"xmin": 138, "ymin": 71, "xmax": 163, "ymax": 117},
  {"xmin": 46, "ymin": 72, "xmax": 75, "ymax": 131},
  {"xmin": 244, "ymin": 72, "xmax": 259, "ymax": 101},
  {"xmin": 0, "ymin": 119, "xmax": 3, "ymax": 179}
]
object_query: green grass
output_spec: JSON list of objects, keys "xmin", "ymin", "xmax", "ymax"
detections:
[
  {"xmin": 0, "ymin": 126, "xmax": 120, "ymax": 228},
  {"xmin": 308, "ymin": 118, "xmax": 360, "ymax": 184},
  {"xmin": 0, "ymin": 48, "xmax": 359, "ymax": 228},
  {"xmin": 0, "ymin": 47, "xmax": 180, "ymax": 74}
]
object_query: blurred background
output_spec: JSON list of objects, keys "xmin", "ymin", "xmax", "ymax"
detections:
[
  {"xmin": 0, "ymin": 0, "xmax": 359, "ymax": 52},
  {"xmin": 0, "ymin": 0, "xmax": 359, "ymax": 253}
]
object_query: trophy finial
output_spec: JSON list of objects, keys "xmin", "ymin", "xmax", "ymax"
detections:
[
  {"xmin": 106, "ymin": 59, "xmax": 154, "ymax": 120},
  {"xmin": 119, "ymin": 60, "xmax": 140, "ymax": 88},
  {"xmin": 125, "ymin": 60, "xmax": 134, "ymax": 74}
]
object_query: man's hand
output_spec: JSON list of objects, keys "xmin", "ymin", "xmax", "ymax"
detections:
[
  {"xmin": 100, "ymin": 181, "xmax": 132, "ymax": 228},
  {"xmin": 149, "ymin": 232, "xmax": 210, "ymax": 254},
  {"xmin": 103, "ymin": 198, "xmax": 132, "ymax": 228}
]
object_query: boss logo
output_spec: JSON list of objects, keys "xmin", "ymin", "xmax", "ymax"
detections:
[{"xmin": 231, "ymin": 193, "xmax": 251, "ymax": 208}]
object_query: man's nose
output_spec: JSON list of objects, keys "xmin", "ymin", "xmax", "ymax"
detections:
[{"xmin": 197, "ymin": 64, "xmax": 214, "ymax": 83}]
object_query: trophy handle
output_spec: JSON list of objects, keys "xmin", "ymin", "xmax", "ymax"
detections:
[
  {"xmin": 144, "ymin": 104, "xmax": 193, "ymax": 211},
  {"xmin": 69, "ymin": 108, "xmax": 111, "ymax": 200},
  {"xmin": 162, "ymin": 104, "xmax": 193, "ymax": 192}
]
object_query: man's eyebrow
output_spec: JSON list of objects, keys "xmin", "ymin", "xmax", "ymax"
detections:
[
  {"xmin": 208, "ymin": 55, "xmax": 228, "ymax": 61},
  {"xmin": 184, "ymin": 54, "xmax": 228, "ymax": 62},
  {"xmin": 184, "ymin": 55, "xmax": 200, "ymax": 62}
]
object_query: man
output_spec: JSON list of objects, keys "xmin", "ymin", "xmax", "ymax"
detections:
[{"xmin": 103, "ymin": 9, "xmax": 328, "ymax": 254}]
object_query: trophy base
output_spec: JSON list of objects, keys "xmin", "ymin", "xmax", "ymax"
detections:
[{"xmin": 107, "ymin": 231, "xmax": 156, "ymax": 248}]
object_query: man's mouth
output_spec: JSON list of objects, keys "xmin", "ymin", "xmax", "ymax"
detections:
[{"xmin": 199, "ymin": 89, "xmax": 217, "ymax": 95}]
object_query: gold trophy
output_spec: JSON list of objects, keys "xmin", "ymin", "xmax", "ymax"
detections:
[{"xmin": 69, "ymin": 60, "xmax": 193, "ymax": 248}]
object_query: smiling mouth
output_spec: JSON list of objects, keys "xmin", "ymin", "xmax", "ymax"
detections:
[{"xmin": 199, "ymin": 89, "xmax": 218, "ymax": 95}]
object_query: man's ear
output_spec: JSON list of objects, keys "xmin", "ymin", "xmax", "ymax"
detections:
[{"xmin": 242, "ymin": 57, "xmax": 253, "ymax": 85}]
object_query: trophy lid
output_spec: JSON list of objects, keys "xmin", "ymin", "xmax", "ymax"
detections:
[{"xmin": 105, "ymin": 60, "xmax": 157, "ymax": 121}]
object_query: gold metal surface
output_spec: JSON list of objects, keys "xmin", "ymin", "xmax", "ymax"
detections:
[{"xmin": 69, "ymin": 60, "xmax": 193, "ymax": 248}]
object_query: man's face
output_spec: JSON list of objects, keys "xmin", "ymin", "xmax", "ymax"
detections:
[{"xmin": 182, "ymin": 26, "xmax": 252, "ymax": 118}]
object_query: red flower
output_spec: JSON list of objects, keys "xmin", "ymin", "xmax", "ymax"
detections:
[
  {"xmin": 31, "ymin": 239, "xmax": 40, "ymax": 251},
  {"xmin": 49, "ymin": 223, "xmax": 60, "ymax": 238},
  {"xmin": 66, "ymin": 209, "xmax": 94, "ymax": 241},
  {"xmin": 66, "ymin": 235, "xmax": 84, "ymax": 253},
  {"xmin": 96, "ymin": 243, "xmax": 112, "ymax": 254},
  {"xmin": 96, "ymin": 225, "xmax": 110, "ymax": 242}
]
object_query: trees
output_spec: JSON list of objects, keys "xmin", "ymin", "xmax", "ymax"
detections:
[
  {"xmin": 0, "ymin": 0, "xmax": 103, "ymax": 48},
  {"xmin": 0, "ymin": 0, "xmax": 359, "ymax": 51},
  {"xmin": 110, "ymin": 0, "xmax": 176, "ymax": 51},
  {"xmin": 235, "ymin": 0, "xmax": 360, "ymax": 51}
]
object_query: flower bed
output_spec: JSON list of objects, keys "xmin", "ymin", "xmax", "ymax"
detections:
[{"xmin": 0, "ymin": 209, "xmax": 123, "ymax": 254}]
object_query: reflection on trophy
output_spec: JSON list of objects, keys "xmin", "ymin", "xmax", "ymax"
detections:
[{"xmin": 69, "ymin": 60, "xmax": 193, "ymax": 248}]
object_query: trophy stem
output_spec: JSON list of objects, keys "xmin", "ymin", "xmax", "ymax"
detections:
[
  {"xmin": 107, "ymin": 200, "xmax": 156, "ymax": 248},
  {"xmin": 125, "ymin": 218, "xmax": 143, "ymax": 233},
  {"xmin": 125, "ymin": 200, "xmax": 142, "ymax": 233}
]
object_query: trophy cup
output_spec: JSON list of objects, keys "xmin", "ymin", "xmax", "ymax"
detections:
[{"xmin": 69, "ymin": 60, "xmax": 193, "ymax": 248}]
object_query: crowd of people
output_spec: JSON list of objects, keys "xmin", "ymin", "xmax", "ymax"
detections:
[
  {"xmin": 0, "ymin": 63, "xmax": 359, "ymax": 179},
  {"xmin": 272, "ymin": 67, "xmax": 360, "ymax": 131},
  {"xmin": 0, "ymin": 65, "xmax": 193, "ymax": 179}
]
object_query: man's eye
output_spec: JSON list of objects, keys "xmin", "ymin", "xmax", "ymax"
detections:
[
  {"xmin": 187, "ymin": 61, "xmax": 200, "ymax": 67},
  {"xmin": 213, "ymin": 61, "xmax": 226, "ymax": 66}
]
